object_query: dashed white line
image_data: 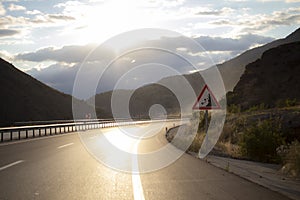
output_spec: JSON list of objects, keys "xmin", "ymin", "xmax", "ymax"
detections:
[
  {"xmin": 89, "ymin": 136, "xmax": 97, "ymax": 140},
  {"xmin": 0, "ymin": 160, "xmax": 25, "ymax": 171},
  {"xmin": 57, "ymin": 143, "xmax": 74, "ymax": 149}
]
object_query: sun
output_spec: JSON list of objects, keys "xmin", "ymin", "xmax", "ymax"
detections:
[{"xmin": 79, "ymin": 0, "xmax": 156, "ymax": 44}]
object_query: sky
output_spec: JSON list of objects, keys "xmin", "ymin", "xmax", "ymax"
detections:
[{"xmin": 1, "ymin": 0, "xmax": 300, "ymax": 98}]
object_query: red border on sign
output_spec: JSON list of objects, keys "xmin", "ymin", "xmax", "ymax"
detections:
[{"xmin": 192, "ymin": 84, "xmax": 221, "ymax": 110}]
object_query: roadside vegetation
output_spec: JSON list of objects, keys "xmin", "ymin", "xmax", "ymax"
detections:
[
  {"xmin": 167, "ymin": 103, "xmax": 300, "ymax": 178},
  {"xmin": 220, "ymin": 103, "xmax": 300, "ymax": 177}
]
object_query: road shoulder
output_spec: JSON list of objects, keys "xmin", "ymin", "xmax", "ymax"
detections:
[{"xmin": 191, "ymin": 153, "xmax": 300, "ymax": 200}]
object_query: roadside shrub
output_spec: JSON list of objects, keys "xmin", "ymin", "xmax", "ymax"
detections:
[
  {"xmin": 197, "ymin": 111, "xmax": 211, "ymax": 133},
  {"xmin": 277, "ymin": 140, "xmax": 300, "ymax": 177},
  {"xmin": 245, "ymin": 103, "xmax": 266, "ymax": 112},
  {"xmin": 285, "ymin": 98, "xmax": 297, "ymax": 107},
  {"xmin": 276, "ymin": 99, "xmax": 285, "ymax": 108},
  {"xmin": 239, "ymin": 118, "xmax": 285, "ymax": 163},
  {"xmin": 246, "ymin": 105, "xmax": 259, "ymax": 112},
  {"xmin": 276, "ymin": 98, "xmax": 297, "ymax": 108},
  {"xmin": 189, "ymin": 132, "xmax": 205, "ymax": 152},
  {"xmin": 227, "ymin": 104, "xmax": 241, "ymax": 113}
]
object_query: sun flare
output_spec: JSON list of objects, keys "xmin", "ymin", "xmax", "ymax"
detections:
[{"xmin": 79, "ymin": 0, "xmax": 156, "ymax": 43}]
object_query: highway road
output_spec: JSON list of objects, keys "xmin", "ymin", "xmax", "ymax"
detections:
[{"xmin": 0, "ymin": 122, "xmax": 290, "ymax": 200}]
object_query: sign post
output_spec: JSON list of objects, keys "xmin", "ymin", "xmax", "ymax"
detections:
[{"xmin": 192, "ymin": 84, "xmax": 221, "ymax": 134}]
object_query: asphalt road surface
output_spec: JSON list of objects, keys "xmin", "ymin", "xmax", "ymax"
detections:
[{"xmin": 0, "ymin": 122, "xmax": 290, "ymax": 200}]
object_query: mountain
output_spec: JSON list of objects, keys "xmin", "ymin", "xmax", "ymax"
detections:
[
  {"xmin": 91, "ymin": 72, "xmax": 204, "ymax": 118},
  {"xmin": 227, "ymin": 42, "xmax": 300, "ymax": 110},
  {"xmin": 0, "ymin": 58, "xmax": 95, "ymax": 127},
  {"xmin": 89, "ymin": 28, "xmax": 300, "ymax": 118},
  {"xmin": 218, "ymin": 27, "xmax": 300, "ymax": 91}
]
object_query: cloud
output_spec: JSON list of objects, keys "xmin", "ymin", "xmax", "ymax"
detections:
[
  {"xmin": 18, "ymin": 33, "xmax": 274, "ymax": 65},
  {"xmin": 27, "ymin": 62, "xmax": 79, "ymax": 95},
  {"xmin": 257, "ymin": 0, "xmax": 300, "ymax": 2},
  {"xmin": 0, "ymin": 12, "xmax": 76, "ymax": 32},
  {"xmin": 47, "ymin": 14, "xmax": 75, "ymax": 21},
  {"xmin": 30, "ymin": 14, "xmax": 76, "ymax": 24},
  {"xmin": 226, "ymin": 0, "xmax": 248, "ymax": 1},
  {"xmin": 21, "ymin": 32, "xmax": 274, "ymax": 98},
  {"xmin": 284, "ymin": 0, "xmax": 298, "ymax": 1},
  {"xmin": 0, "ymin": 3, "xmax": 6, "ymax": 15},
  {"xmin": 196, "ymin": 7, "xmax": 234, "ymax": 16},
  {"xmin": 8, "ymin": 4, "xmax": 26, "ymax": 11},
  {"xmin": 0, "ymin": 50, "xmax": 14, "ymax": 62},
  {"xmin": 26, "ymin": 52, "xmax": 191, "ymax": 99},
  {"xmin": 16, "ymin": 44, "xmax": 115, "ymax": 63},
  {"xmin": 149, "ymin": 0, "xmax": 185, "ymax": 8},
  {"xmin": 26, "ymin": 10, "xmax": 42, "ymax": 15},
  {"xmin": 211, "ymin": 7, "xmax": 300, "ymax": 34},
  {"xmin": 136, "ymin": 33, "xmax": 274, "ymax": 54},
  {"xmin": 0, "ymin": 29, "xmax": 20, "ymax": 37},
  {"xmin": 54, "ymin": 1, "xmax": 84, "ymax": 8},
  {"xmin": 194, "ymin": 34, "xmax": 274, "ymax": 51}
]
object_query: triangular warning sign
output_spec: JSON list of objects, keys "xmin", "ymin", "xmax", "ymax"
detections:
[{"xmin": 192, "ymin": 85, "xmax": 221, "ymax": 110}]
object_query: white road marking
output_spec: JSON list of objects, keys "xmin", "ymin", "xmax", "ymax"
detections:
[
  {"xmin": 89, "ymin": 136, "xmax": 98, "ymax": 140},
  {"xmin": 0, "ymin": 132, "xmax": 77, "ymax": 147},
  {"xmin": 0, "ymin": 160, "xmax": 25, "ymax": 171},
  {"xmin": 57, "ymin": 143, "xmax": 74, "ymax": 149},
  {"xmin": 132, "ymin": 139, "xmax": 145, "ymax": 200},
  {"xmin": 131, "ymin": 124, "xmax": 174, "ymax": 200}
]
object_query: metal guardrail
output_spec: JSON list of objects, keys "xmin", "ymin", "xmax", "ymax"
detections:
[{"xmin": 0, "ymin": 119, "xmax": 182, "ymax": 142}]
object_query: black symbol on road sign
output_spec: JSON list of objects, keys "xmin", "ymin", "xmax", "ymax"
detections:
[{"xmin": 193, "ymin": 85, "xmax": 221, "ymax": 110}]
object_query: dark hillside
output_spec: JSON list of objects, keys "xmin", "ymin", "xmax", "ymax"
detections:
[
  {"xmin": 227, "ymin": 42, "xmax": 300, "ymax": 110},
  {"xmin": 0, "ymin": 58, "xmax": 93, "ymax": 126}
]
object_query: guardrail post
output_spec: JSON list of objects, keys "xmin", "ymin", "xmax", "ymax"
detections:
[
  {"xmin": 10, "ymin": 131, "xmax": 13, "ymax": 141},
  {"xmin": 50, "ymin": 128, "xmax": 52, "ymax": 135},
  {"xmin": 39, "ymin": 129, "xmax": 41, "ymax": 137},
  {"xmin": 1, "ymin": 132, "xmax": 3, "ymax": 142},
  {"xmin": 33, "ymin": 129, "xmax": 35, "ymax": 138},
  {"xmin": 18, "ymin": 130, "xmax": 21, "ymax": 140},
  {"xmin": 26, "ymin": 130, "xmax": 28, "ymax": 138}
]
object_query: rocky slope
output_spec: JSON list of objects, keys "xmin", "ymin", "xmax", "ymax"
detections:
[
  {"xmin": 227, "ymin": 42, "xmax": 300, "ymax": 110},
  {"xmin": 217, "ymin": 27, "xmax": 300, "ymax": 91}
]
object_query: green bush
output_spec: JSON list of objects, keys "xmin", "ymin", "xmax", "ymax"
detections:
[
  {"xmin": 247, "ymin": 105, "xmax": 259, "ymax": 112},
  {"xmin": 285, "ymin": 98, "xmax": 297, "ymax": 107},
  {"xmin": 276, "ymin": 98, "xmax": 297, "ymax": 108},
  {"xmin": 240, "ymin": 118, "xmax": 285, "ymax": 163},
  {"xmin": 246, "ymin": 103, "xmax": 266, "ymax": 112}
]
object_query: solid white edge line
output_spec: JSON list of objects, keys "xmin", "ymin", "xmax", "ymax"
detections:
[
  {"xmin": 0, "ymin": 160, "xmax": 25, "ymax": 171},
  {"xmin": 132, "ymin": 140, "xmax": 146, "ymax": 200},
  {"xmin": 57, "ymin": 143, "xmax": 74, "ymax": 149}
]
